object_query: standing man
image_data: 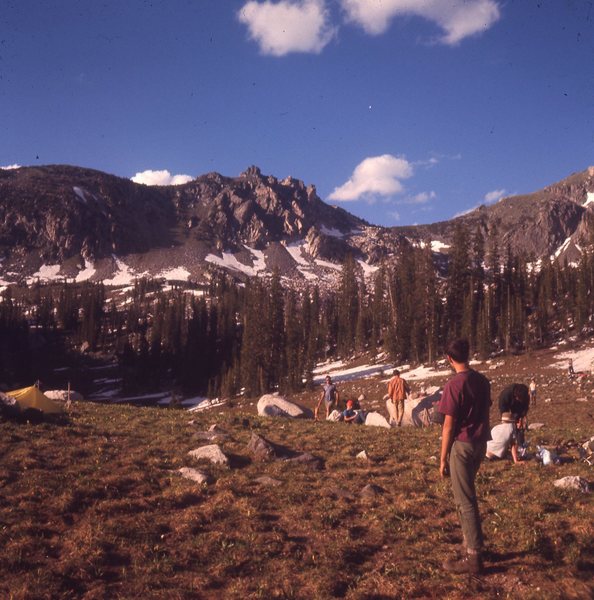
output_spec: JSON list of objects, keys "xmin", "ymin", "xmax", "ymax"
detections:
[
  {"xmin": 387, "ymin": 369, "xmax": 410, "ymax": 426},
  {"xmin": 315, "ymin": 375, "xmax": 339, "ymax": 421},
  {"xmin": 529, "ymin": 379, "xmax": 537, "ymax": 407},
  {"xmin": 438, "ymin": 339, "xmax": 491, "ymax": 575}
]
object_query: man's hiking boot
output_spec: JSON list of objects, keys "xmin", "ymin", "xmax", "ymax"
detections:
[{"xmin": 442, "ymin": 551, "xmax": 484, "ymax": 575}]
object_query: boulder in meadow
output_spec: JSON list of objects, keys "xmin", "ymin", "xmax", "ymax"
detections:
[
  {"xmin": 188, "ymin": 444, "xmax": 229, "ymax": 466},
  {"xmin": 257, "ymin": 393, "xmax": 313, "ymax": 419}
]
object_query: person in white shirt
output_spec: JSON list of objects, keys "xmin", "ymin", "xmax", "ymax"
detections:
[{"xmin": 485, "ymin": 412, "xmax": 524, "ymax": 465}]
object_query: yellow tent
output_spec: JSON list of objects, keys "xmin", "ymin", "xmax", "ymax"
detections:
[{"xmin": 6, "ymin": 386, "xmax": 64, "ymax": 414}]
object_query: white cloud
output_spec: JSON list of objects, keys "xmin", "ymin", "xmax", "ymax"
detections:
[
  {"xmin": 340, "ymin": 0, "xmax": 501, "ymax": 45},
  {"xmin": 131, "ymin": 169, "xmax": 193, "ymax": 186},
  {"xmin": 404, "ymin": 190, "xmax": 436, "ymax": 205},
  {"xmin": 484, "ymin": 188, "xmax": 506, "ymax": 204},
  {"xmin": 1, "ymin": 164, "xmax": 21, "ymax": 170},
  {"xmin": 329, "ymin": 154, "xmax": 413, "ymax": 202},
  {"xmin": 238, "ymin": 0, "xmax": 336, "ymax": 56}
]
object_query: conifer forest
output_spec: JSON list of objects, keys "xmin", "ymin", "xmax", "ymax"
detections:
[{"xmin": 2, "ymin": 224, "xmax": 594, "ymax": 398}]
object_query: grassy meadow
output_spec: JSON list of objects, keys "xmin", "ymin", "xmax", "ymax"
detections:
[{"xmin": 1, "ymin": 349, "xmax": 593, "ymax": 599}]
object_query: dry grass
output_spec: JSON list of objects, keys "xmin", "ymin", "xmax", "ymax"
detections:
[{"xmin": 1, "ymin": 349, "xmax": 593, "ymax": 599}]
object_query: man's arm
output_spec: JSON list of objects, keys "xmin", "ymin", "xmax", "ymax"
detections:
[
  {"xmin": 440, "ymin": 414, "xmax": 456, "ymax": 478},
  {"xmin": 510, "ymin": 441, "xmax": 524, "ymax": 465}
]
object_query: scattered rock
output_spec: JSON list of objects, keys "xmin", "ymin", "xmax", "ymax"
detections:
[
  {"xmin": 254, "ymin": 475, "xmax": 282, "ymax": 487},
  {"xmin": 193, "ymin": 430, "xmax": 230, "ymax": 443},
  {"xmin": 360, "ymin": 483, "xmax": 385, "ymax": 498},
  {"xmin": 178, "ymin": 467, "xmax": 211, "ymax": 484},
  {"xmin": 285, "ymin": 452, "xmax": 324, "ymax": 470},
  {"xmin": 246, "ymin": 433, "xmax": 323, "ymax": 469},
  {"xmin": 528, "ymin": 422, "xmax": 545, "ymax": 430},
  {"xmin": 365, "ymin": 412, "xmax": 391, "ymax": 429},
  {"xmin": 247, "ymin": 432, "xmax": 279, "ymax": 462},
  {"xmin": 327, "ymin": 486, "xmax": 355, "ymax": 500},
  {"xmin": 544, "ymin": 398, "xmax": 552, "ymax": 403},
  {"xmin": 356, "ymin": 450, "xmax": 369, "ymax": 460},
  {"xmin": 576, "ymin": 397, "xmax": 588, "ymax": 403},
  {"xmin": 188, "ymin": 444, "xmax": 229, "ymax": 466},
  {"xmin": 554, "ymin": 476, "xmax": 590, "ymax": 493},
  {"xmin": 257, "ymin": 393, "xmax": 313, "ymax": 418}
]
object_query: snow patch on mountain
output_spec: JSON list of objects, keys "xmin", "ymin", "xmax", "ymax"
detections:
[
  {"xmin": 321, "ymin": 225, "xmax": 345, "ymax": 238},
  {"xmin": 553, "ymin": 237, "xmax": 572, "ymax": 259},
  {"xmin": 244, "ymin": 245, "xmax": 267, "ymax": 273},
  {"xmin": 431, "ymin": 240, "xmax": 450, "ymax": 252},
  {"xmin": 554, "ymin": 346, "xmax": 594, "ymax": 373},
  {"xmin": 158, "ymin": 267, "xmax": 191, "ymax": 281},
  {"xmin": 285, "ymin": 241, "xmax": 311, "ymax": 266},
  {"xmin": 73, "ymin": 186, "xmax": 88, "ymax": 204},
  {"xmin": 28, "ymin": 264, "xmax": 61, "ymax": 283},
  {"xmin": 314, "ymin": 258, "xmax": 341, "ymax": 271},
  {"xmin": 206, "ymin": 251, "xmax": 266, "ymax": 277},
  {"xmin": 357, "ymin": 259, "xmax": 379, "ymax": 277},
  {"xmin": 104, "ymin": 258, "xmax": 144, "ymax": 286},
  {"xmin": 76, "ymin": 259, "xmax": 96, "ymax": 282},
  {"xmin": 584, "ymin": 192, "xmax": 594, "ymax": 207}
]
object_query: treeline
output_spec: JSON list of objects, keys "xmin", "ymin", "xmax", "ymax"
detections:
[{"xmin": 2, "ymin": 223, "xmax": 594, "ymax": 396}]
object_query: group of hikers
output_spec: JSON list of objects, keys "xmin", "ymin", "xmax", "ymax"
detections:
[{"xmin": 316, "ymin": 339, "xmax": 538, "ymax": 576}]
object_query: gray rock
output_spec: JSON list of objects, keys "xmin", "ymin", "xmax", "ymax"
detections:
[
  {"xmin": 356, "ymin": 450, "xmax": 369, "ymax": 460},
  {"xmin": 178, "ymin": 467, "xmax": 211, "ymax": 484},
  {"xmin": 360, "ymin": 483, "xmax": 385, "ymax": 498},
  {"xmin": 528, "ymin": 422, "xmax": 545, "ymax": 430},
  {"xmin": 553, "ymin": 476, "xmax": 590, "ymax": 493},
  {"xmin": 254, "ymin": 475, "xmax": 282, "ymax": 487},
  {"xmin": 257, "ymin": 393, "xmax": 313, "ymax": 418},
  {"xmin": 188, "ymin": 444, "xmax": 229, "ymax": 466},
  {"xmin": 247, "ymin": 432, "xmax": 279, "ymax": 462},
  {"xmin": 365, "ymin": 411, "xmax": 392, "ymax": 429},
  {"xmin": 285, "ymin": 452, "xmax": 324, "ymax": 470}
]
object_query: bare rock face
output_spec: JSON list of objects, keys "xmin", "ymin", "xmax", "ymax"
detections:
[{"xmin": 2, "ymin": 163, "xmax": 594, "ymax": 285}]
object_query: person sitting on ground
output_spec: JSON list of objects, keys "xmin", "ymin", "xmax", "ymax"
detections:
[
  {"xmin": 498, "ymin": 383, "xmax": 529, "ymax": 446},
  {"xmin": 486, "ymin": 412, "xmax": 524, "ymax": 465},
  {"xmin": 315, "ymin": 375, "xmax": 339, "ymax": 421},
  {"xmin": 387, "ymin": 369, "xmax": 411, "ymax": 426},
  {"xmin": 341, "ymin": 399, "xmax": 363, "ymax": 424}
]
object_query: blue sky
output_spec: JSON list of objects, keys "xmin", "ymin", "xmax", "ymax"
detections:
[{"xmin": 1, "ymin": 1, "xmax": 592, "ymax": 226}]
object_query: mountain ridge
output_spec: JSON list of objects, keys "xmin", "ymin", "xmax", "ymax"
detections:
[{"xmin": 1, "ymin": 164, "xmax": 593, "ymax": 287}]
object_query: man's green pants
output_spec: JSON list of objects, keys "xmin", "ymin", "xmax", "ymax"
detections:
[{"xmin": 449, "ymin": 440, "xmax": 487, "ymax": 552}]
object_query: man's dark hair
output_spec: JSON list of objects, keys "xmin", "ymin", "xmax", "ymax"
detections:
[
  {"xmin": 393, "ymin": 369, "xmax": 400, "ymax": 376},
  {"xmin": 446, "ymin": 338, "xmax": 470, "ymax": 363}
]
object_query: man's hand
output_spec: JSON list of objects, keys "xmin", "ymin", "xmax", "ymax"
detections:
[{"xmin": 440, "ymin": 461, "xmax": 449, "ymax": 478}]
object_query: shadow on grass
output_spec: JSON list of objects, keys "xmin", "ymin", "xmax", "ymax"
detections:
[
  {"xmin": 226, "ymin": 453, "xmax": 252, "ymax": 469},
  {"xmin": 483, "ymin": 549, "xmax": 532, "ymax": 574}
]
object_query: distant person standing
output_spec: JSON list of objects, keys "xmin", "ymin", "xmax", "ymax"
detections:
[
  {"xmin": 568, "ymin": 359, "xmax": 575, "ymax": 377},
  {"xmin": 529, "ymin": 379, "xmax": 537, "ymax": 407},
  {"xmin": 438, "ymin": 339, "xmax": 492, "ymax": 575},
  {"xmin": 315, "ymin": 375, "xmax": 339, "ymax": 421},
  {"xmin": 387, "ymin": 369, "xmax": 410, "ymax": 427}
]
